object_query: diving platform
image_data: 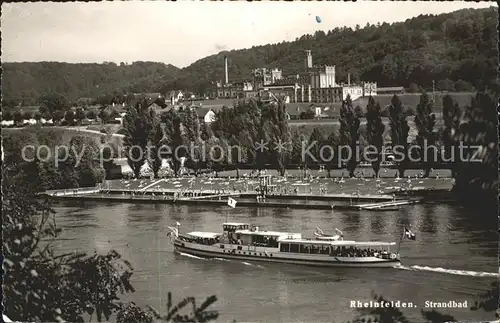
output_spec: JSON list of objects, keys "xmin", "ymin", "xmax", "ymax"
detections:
[
  {"xmin": 357, "ymin": 198, "xmax": 423, "ymax": 210},
  {"xmin": 177, "ymin": 192, "xmax": 241, "ymax": 201}
]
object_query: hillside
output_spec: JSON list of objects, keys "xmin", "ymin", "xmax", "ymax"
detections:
[
  {"xmin": 180, "ymin": 7, "xmax": 497, "ymax": 93},
  {"xmin": 2, "ymin": 61, "xmax": 181, "ymax": 105},
  {"xmin": 2, "ymin": 6, "xmax": 497, "ymax": 105}
]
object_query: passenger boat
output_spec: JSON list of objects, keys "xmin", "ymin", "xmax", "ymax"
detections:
[{"xmin": 167, "ymin": 222, "xmax": 400, "ymax": 267}]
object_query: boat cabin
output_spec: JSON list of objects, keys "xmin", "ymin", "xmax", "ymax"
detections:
[
  {"xmin": 222, "ymin": 222, "xmax": 250, "ymax": 244},
  {"xmin": 221, "ymin": 222, "xmax": 301, "ymax": 248},
  {"xmin": 183, "ymin": 232, "xmax": 220, "ymax": 245},
  {"xmin": 234, "ymin": 229, "xmax": 300, "ymax": 248},
  {"xmin": 278, "ymin": 239, "xmax": 396, "ymax": 257}
]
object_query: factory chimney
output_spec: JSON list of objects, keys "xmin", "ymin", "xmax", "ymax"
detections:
[
  {"xmin": 305, "ymin": 50, "xmax": 312, "ymax": 71},
  {"xmin": 224, "ymin": 55, "xmax": 229, "ymax": 84},
  {"xmin": 348, "ymin": 73, "xmax": 351, "ymax": 86}
]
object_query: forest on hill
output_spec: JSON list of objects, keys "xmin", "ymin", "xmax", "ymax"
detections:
[
  {"xmin": 2, "ymin": 6, "xmax": 497, "ymax": 106},
  {"xmin": 2, "ymin": 62, "xmax": 180, "ymax": 106}
]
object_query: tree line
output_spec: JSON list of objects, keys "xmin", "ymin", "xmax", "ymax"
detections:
[{"xmin": 120, "ymin": 90, "xmax": 497, "ymax": 210}]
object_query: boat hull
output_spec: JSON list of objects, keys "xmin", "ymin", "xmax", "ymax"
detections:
[{"xmin": 173, "ymin": 241, "xmax": 400, "ymax": 268}]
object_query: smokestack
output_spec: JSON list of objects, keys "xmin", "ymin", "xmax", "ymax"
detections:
[
  {"xmin": 348, "ymin": 73, "xmax": 351, "ymax": 86},
  {"xmin": 224, "ymin": 56, "xmax": 229, "ymax": 84},
  {"xmin": 305, "ymin": 50, "xmax": 312, "ymax": 71}
]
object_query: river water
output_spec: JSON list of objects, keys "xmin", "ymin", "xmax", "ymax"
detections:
[{"xmin": 53, "ymin": 201, "xmax": 497, "ymax": 322}]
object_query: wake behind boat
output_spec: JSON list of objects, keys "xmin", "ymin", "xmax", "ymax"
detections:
[{"xmin": 167, "ymin": 223, "xmax": 402, "ymax": 268}]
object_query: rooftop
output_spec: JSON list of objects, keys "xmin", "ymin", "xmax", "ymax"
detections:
[
  {"xmin": 269, "ymin": 76, "xmax": 309, "ymax": 86},
  {"xmin": 279, "ymin": 239, "xmax": 397, "ymax": 246},
  {"xmin": 235, "ymin": 230, "xmax": 300, "ymax": 237}
]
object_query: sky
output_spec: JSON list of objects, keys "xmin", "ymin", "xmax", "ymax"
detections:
[{"xmin": 2, "ymin": 1, "xmax": 495, "ymax": 68}]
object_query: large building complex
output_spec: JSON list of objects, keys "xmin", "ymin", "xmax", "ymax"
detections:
[{"xmin": 210, "ymin": 50, "xmax": 378, "ymax": 103}]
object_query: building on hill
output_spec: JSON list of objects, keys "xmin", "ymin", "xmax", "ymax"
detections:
[
  {"xmin": 168, "ymin": 91, "xmax": 184, "ymax": 105},
  {"xmin": 304, "ymin": 50, "xmax": 379, "ymax": 103},
  {"xmin": 194, "ymin": 106, "xmax": 217, "ymax": 123},
  {"xmin": 261, "ymin": 75, "xmax": 310, "ymax": 103},
  {"xmin": 207, "ymin": 50, "xmax": 380, "ymax": 104},
  {"xmin": 210, "ymin": 80, "xmax": 253, "ymax": 99},
  {"xmin": 209, "ymin": 55, "xmax": 255, "ymax": 99},
  {"xmin": 252, "ymin": 68, "xmax": 283, "ymax": 88}
]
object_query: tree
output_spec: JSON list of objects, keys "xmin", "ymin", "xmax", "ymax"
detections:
[
  {"xmin": 146, "ymin": 292, "xmax": 219, "ymax": 323},
  {"xmin": 441, "ymin": 94, "xmax": 462, "ymax": 178},
  {"xmin": 2, "ymin": 164, "xmax": 135, "ymax": 322},
  {"xmin": 39, "ymin": 93, "xmax": 68, "ymax": 118},
  {"xmin": 123, "ymin": 100, "xmax": 156, "ymax": 178},
  {"xmin": 365, "ymin": 96, "xmax": 385, "ymax": 177},
  {"xmin": 23, "ymin": 111, "xmax": 33, "ymax": 120},
  {"xmin": 52, "ymin": 110, "xmax": 65, "ymax": 125},
  {"xmin": 324, "ymin": 131, "xmax": 339, "ymax": 177},
  {"xmin": 200, "ymin": 122, "xmax": 213, "ymax": 142},
  {"xmin": 354, "ymin": 105, "xmax": 364, "ymax": 118},
  {"xmin": 3, "ymin": 110, "xmax": 14, "ymax": 121},
  {"xmin": 75, "ymin": 107, "xmax": 86, "ymax": 124},
  {"xmin": 64, "ymin": 110, "xmax": 76, "ymax": 126},
  {"xmin": 300, "ymin": 109, "xmax": 315, "ymax": 119},
  {"xmin": 86, "ymin": 109, "xmax": 97, "ymax": 120},
  {"xmin": 183, "ymin": 107, "xmax": 203, "ymax": 175},
  {"xmin": 117, "ymin": 303, "xmax": 153, "ymax": 323},
  {"xmin": 13, "ymin": 110, "xmax": 24, "ymax": 126},
  {"xmin": 260, "ymin": 100, "xmax": 290, "ymax": 176},
  {"xmin": 98, "ymin": 106, "xmax": 113, "ymax": 124},
  {"xmin": 414, "ymin": 91, "xmax": 437, "ymax": 177},
  {"xmin": 150, "ymin": 122, "xmax": 166, "ymax": 178},
  {"xmin": 339, "ymin": 95, "xmax": 360, "ymax": 177},
  {"xmin": 308, "ymin": 127, "xmax": 325, "ymax": 167},
  {"xmin": 388, "ymin": 95, "xmax": 410, "ymax": 178},
  {"xmin": 453, "ymin": 92, "xmax": 498, "ymax": 210},
  {"xmin": 162, "ymin": 110, "xmax": 184, "ymax": 176},
  {"xmin": 34, "ymin": 112, "xmax": 42, "ymax": 123},
  {"xmin": 69, "ymin": 136, "xmax": 105, "ymax": 187}
]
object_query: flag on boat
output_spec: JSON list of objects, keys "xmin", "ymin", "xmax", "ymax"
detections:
[
  {"xmin": 176, "ymin": 221, "xmax": 181, "ymax": 226},
  {"xmin": 166, "ymin": 226, "xmax": 179, "ymax": 242},
  {"xmin": 404, "ymin": 227, "xmax": 416, "ymax": 240},
  {"xmin": 227, "ymin": 197, "xmax": 237, "ymax": 208}
]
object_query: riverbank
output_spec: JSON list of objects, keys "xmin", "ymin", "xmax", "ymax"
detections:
[{"xmin": 45, "ymin": 174, "xmax": 455, "ymax": 210}]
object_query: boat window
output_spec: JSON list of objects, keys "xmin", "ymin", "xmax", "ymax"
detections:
[
  {"xmin": 329, "ymin": 246, "xmax": 385, "ymax": 257},
  {"xmin": 289, "ymin": 243, "xmax": 299, "ymax": 253},
  {"xmin": 280, "ymin": 243, "xmax": 289, "ymax": 252},
  {"xmin": 299, "ymin": 244, "xmax": 310, "ymax": 253},
  {"xmin": 311, "ymin": 245, "xmax": 320, "ymax": 254}
]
